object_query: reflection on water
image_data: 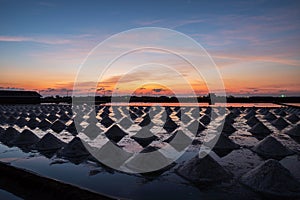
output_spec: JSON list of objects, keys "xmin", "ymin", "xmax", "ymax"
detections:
[
  {"xmin": 0, "ymin": 104, "xmax": 299, "ymax": 199},
  {"xmin": 0, "ymin": 189, "xmax": 22, "ymax": 200}
]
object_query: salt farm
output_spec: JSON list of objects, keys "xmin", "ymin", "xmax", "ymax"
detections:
[{"xmin": 0, "ymin": 103, "xmax": 300, "ymax": 199}]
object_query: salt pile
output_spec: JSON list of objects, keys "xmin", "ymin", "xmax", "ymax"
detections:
[
  {"xmin": 33, "ymin": 132, "xmax": 65, "ymax": 151},
  {"xmin": 208, "ymin": 134, "xmax": 240, "ymax": 151},
  {"xmin": 100, "ymin": 116, "xmax": 114, "ymax": 128},
  {"xmin": 26, "ymin": 118, "xmax": 39, "ymax": 129},
  {"xmin": 244, "ymin": 109, "xmax": 256, "ymax": 119},
  {"xmin": 231, "ymin": 108, "xmax": 241, "ymax": 116},
  {"xmin": 129, "ymin": 111, "xmax": 138, "ymax": 120},
  {"xmin": 187, "ymin": 120, "xmax": 206, "ymax": 136},
  {"xmin": 264, "ymin": 112, "xmax": 277, "ymax": 121},
  {"xmin": 86, "ymin": 115, "xmax": 97, "ymax": 124},
  {"xmin": 287, "ymin": 114, "xmax": 299, "ymax": 124},
  {"xmin": 112, "ymin": 108, "xmax": 123, "ymax": 120},
  {"xmin": 0, "ymin": 127, "xmax": 19, "ymax": 145},
  {"xmin": 92, "ymin": 141, "xmax": 132, "ymax": 168},
  {"xmin": 163, "ymin": 118, "xmax": 178, "ymax": 133},
  {"xmin": 258, "ymin": 108, "xmax": 269, "ymax": 115},
  {"xmin": 59, "ymin": 137, "xmax": 90, "ymax": 158},
  {"xmin": 125, "ymin": 146, "xmax": 173, "ymax": 174},
  {"xmin": 50, "ymin": 120, "xmax": 66, "ymax": 133},
  {"xmin": 240, "ymin": 159, "xmax": 300, "ymax": 198},
  {"xmin": 59, "ymin": 113, "xmax": 70, "ymax": 122},
  {"xmin": 118, "ymin": 117, "xmax": 133, "ymax": 129},
  {"xmin": 274, "ymin": 108, "xmax": 282, "ymax": 114},
  {"xmin": 246, "ymin": 116, "xmax": 260, "ymax": 127},
  {"xmin": 66, "ymin": 121, "xmax": 78, "ymax": 136},
  {"xmin": 131, "ymin": 127, "xmax": 158, "ymax": 147},
  {"xmin": 249, "ymin": 122, "xmax": 271, "ymax": 137},
  {"xmin": 180, "ymin": 114, "xmax": 192, "ymax": 124},
  {"xmin": 6, "ymin": 116, "xmax": 16, "ymax": 125},
  {"xmin": 224, "ymin": 114, "xmax": 235, "ymax": 124},
  {"xmin": 83, "ymin": 123, "xmax": 102, "ymax": 140},
  {"xmin": 47, "ymin": 114, "xmax": 58, "ymax": 122},
  {"xmin": 190, "ymin": 108, "xmax": 200, "ymax": 118},
  {"xmin": 199, "ymin": 115, "xmax": 211, "ymax": 126},
  {"xmin": 139, "ymin": 114, "xmax": 151, "ymax": 127},
  {"xmin": 252, "ymin": 136, "xmax": 294, "ymax": 159},
  {"xmin": 204, "ymin": 107, "xmax": 212, "ymax": 115},
  {"xmin": 105, "ymin": 124, "xmax": 128, "ymax": 143},
  {"xmin": 11, "ymin": 129, "xmax": 40, "ymax": 146},
  {"xmin": 37, "ymin": 113, "xmax": 47, "ymax": 120},
  {"xmin": 271, "ymin": 117, "xmax": 290, "ymax": 130},
  {"xmin": 15, "ymin": 117, "xmax": 27, "ymax": 128},
  {"xmin": 217, "ymin": 121, "xmax": 237, "ymax": 135},
  {"xmin": 164, "ymin": 130, "xmax": 193, "ymax": 152},
  {"xmin": 278, "ymin": 110, "xmax": 287, "ymax": 117},
  {"xmin": 38, "ymin": 119, "xmax": 51, "ymax": 131},
  {"xmin": 177, "ymin": 155, "xmax": 231, "ymax": 184},
  {"xmin": 286, "ymin": 124, "xmax": 300, "ymax": 137}
]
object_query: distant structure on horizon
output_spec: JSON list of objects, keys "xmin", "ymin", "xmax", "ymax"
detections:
[{"xmin": 0, "ymin": 90, "xmax": 41, "ymax": 104}]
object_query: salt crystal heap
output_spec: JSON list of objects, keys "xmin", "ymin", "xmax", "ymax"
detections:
[
  {"xmin": 139, "ymin": 114, "xmax": 151, "ymax": 127},
  {"xmin": 11, "ymin": 129, "xmax": 40, "ymax": 146},
  {"xmin": 263, "ymin": 112, "xmax": 277, "ymax": 122},
  {"xmin": 59, "ymin": 137, "xmax": 90, "ymax": 158},
  {"xmin": 125, "ymin": 146, "xmax": 173, "ymax": 174},
  {"xmin": 217, "ymin": 121, "xmax": 237, "ymax": 136},
  {"xmin": 177, "ymin": 155, "xmax": 232, "ymax": 185},
  {"xmin": 118, "ymin": 117, "xmax": 133, "ymax": 130},
  {"xmin": 271, "ymin": 117, "xmax": 290, "ymax": 130},
  {"xmin": 164, "ymin": 130, "xmax": 193, "ymax": 152},
  {"xmin": 187, "ymin": 120, "xmax": 206, "ymax": 136},
  {"xmin": 240, "ymin": 159, "xmax": 300, "ymax": 198},
  {"xmin": 246, "ymin": 116, "xmax": 260, "ymax": 127},
  {"xmin": 249, "ymin": 122, "xmax": 271, "ymax": 138},
  {"xmin": 15, "ymin": 117, "xmax": 27, "ymax": 128},
  {"xmin": 0, "ymin": 127, "xmax": 19, "ymax": 145},
  {"xmin": 83, "ymin": 123, "xmax": 102, "ymax": 140},
  {"xmin": 50, "ymin": 120, "xmax": 66, "ymax": 133},
  {"xmin": 38, "ymin": 119, "xmax": 51, "ymax": 131},
  {"xmin": 244, "ymin": 109, "xmax": 256, "ymax": 120},
  {"xmin": 33, "ymin": 132, "xmax": 65, "ymax": 151},
  {"xmin": 105, "ymin": 124, "xmax": 128, "ymax": 143},
  {"xmin": 199, "ymin": 115, "xmax": 211, "ymax": 126},
  {"xmin": 100, "ymin": 116, "xmax": 115, "ymax": 128},
  {"xmin": 163, "ymin": 117, "xmax": 178, "ymax": 133},
  {"xmin": 208, "ymin": 134, "xmax": 240, "ymax": 151},
  {"xmin": 92, "ymin": 141, "xmax": 132, "ymax": 169},
  {"xmin": 286, "ymin": 124, "xmax": 300, "ymax": 137},
  {"xmin": 131, "ymin": 126, "xmax": 158, "ymax": 147},
  {"xmin": 252, "ymin": 136, "xmax": 294, "ymax": 159},
  {"xmin": 286, "ymin": 114, "xmax": 299, "ymax": 124},
  {"xmin": 26, "ymin": 118, "xmax": 39, "ymax": 130}
]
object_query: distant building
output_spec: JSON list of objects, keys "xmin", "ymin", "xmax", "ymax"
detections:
[{"xmin": 0, "ymin": 90, "xmax": 41, "ymax": 104}]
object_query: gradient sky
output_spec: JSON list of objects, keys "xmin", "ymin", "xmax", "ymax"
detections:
[{"xmin": 0, "ymin": 0, "xmax": 299, "ymax": 96}]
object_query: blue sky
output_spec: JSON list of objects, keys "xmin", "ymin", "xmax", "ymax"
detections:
[{"xmin": 0, "ymin": 0, "xmax": 299, "ymax": 96}]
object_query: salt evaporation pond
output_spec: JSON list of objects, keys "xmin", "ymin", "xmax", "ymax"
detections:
[{"xmin": 0, "ymin": 103, "xmax": 300, "ymax": 199}]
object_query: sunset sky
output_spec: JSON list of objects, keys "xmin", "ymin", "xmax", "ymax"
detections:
[{"xmin": 0, "ymin": 0, "xmax": 299, "ymax": 96}]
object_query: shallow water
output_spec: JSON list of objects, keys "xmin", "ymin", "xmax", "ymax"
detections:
[
  {"xmin": 0, "ymin": 189, "xmax": 22, "ymax": 200},
  {"xmin": 0, "ymin": 104, "xmax": 299, "ymax": 199}
]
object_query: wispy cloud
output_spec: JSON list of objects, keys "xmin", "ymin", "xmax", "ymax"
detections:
[
  {"xmin": 0, "ymin": 34, "xmax": 94, "ymax": 45},
  {"xmin": 135, "ymin": 19, "xmax": 164, "ymax": 26},
  {"xmin": 212, "ymin": 53, "xmax": 300, "ymax": 67}
]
